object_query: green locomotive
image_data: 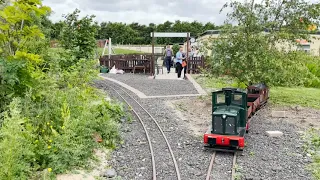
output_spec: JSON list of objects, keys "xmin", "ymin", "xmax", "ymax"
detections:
[{"xmin": 204, "ymin": 83, "xmax": 269, "ymax": 150}]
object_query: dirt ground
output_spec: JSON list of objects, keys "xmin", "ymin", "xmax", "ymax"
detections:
[
  {"xmin": 56, "ymin": 149, "xmax": 110, "ymax": 180},
  {"xmin": 167, "ymin": 96, "xmax": 320, "ymax": 137},
  {"xmin": 165, "ymin": 97, "xmax": 213, "ymax": 137}
]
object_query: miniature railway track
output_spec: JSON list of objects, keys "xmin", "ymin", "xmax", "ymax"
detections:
[
  {"xmin": 205, "ymin": 151, "xmax": 237, "ymax": 180},
  {"xmin": 106, "ymin": 82, "xmax": 181, "ymax": 180}
]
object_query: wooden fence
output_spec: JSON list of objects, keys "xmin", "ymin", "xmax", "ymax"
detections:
[
  {"xmin": 99, "ymin": 54, "xmax": 206, "ymax": 75},
  {"xmin": 186, "ymin": 56, "xmax": 205, "ymax": 74},
  {"xmin": 99, "ymin": 54, "xmax": 153, "ymax": 74}
]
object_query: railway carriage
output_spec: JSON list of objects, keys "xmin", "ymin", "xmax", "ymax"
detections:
[{"xmin": 203, "ymin": 83, "xmax": 269, "ymax": 151}]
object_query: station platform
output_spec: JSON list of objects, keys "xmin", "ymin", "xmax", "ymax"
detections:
[{"xmin": 154, "ymin": 67, "xmax": 185, "ymax": 80}]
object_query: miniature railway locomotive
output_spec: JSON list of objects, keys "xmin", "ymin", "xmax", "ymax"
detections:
[{"xmin": 203, "ymin": 83, "xmax": 269, "ymax": 151}]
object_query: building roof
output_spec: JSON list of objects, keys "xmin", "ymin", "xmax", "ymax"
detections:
[
  {"xmin": 198, "ymin": 29, "xmax": 320, "ymax": 38},
  {"xmin": 198, "ymin": 30, "xmax": 221, "ymax": 37}
]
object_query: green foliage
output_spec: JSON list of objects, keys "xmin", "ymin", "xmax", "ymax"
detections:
[
  {"xmin": 0, "ymin": 0, "xmax": 50, "ymax": 111},
  {"xmin": 303, "ymin": 128, "xmax": 320, "ymax": 179},
  {"xmin": 0, "ymin": 0, "xmax": 51, "ymax": 56},
  {"xmin": 0, "ymin": 57, "xmax": 125, "ymax": 179},
  {"xmin": 0, "ymin": 1, "xmax": 126, "ymax": 179},
  {"xmin": 206, "ymin": 0, "xmax": 320, "ymax": 87},
  {"xmin": 93, "ymin": 20, "xmax": 218, "ymax": 45},
  {"xmin": 0, "ymin": 52, "xmax": 43, "ymax": 111},
  {"xmin": 0, "ymin": 99, "xmax": 36, "ymax": 180},
  {"xmin": 60, "ymin": 8, "xmax": 98, "ymax": 60},
  {"xmin": 172, "ymin": 44, "xmax": 180, "ymax": 56}
]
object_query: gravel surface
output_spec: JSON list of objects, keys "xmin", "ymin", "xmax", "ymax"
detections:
[
  {"xmin": 137, "ymin": 95, "xmax": 213, "ymax": 180},
  {"xmin": 210, "ymin": 152, "xmax": 234, "ymax": 180},
  {"xmin": 169, "ymin": 98, "xmax": 315, "ymax": 180},
  {"xmin": 95, "ymin": 77, "xmax": 314, "ymax": 180},
  {"xmin": 95, "ymin": 79, "xmax": 213, "ymax": 180},
  {"xmin": 95, "ymin": 82, "xmax": 153, "ymax": 180},
  {"xmin": 237, "ymin": 106, "xmax": 313, "ymax": 180},
  {"xmin": 100, "ymin": 73, "xmax": 199, "ymax": 96}
]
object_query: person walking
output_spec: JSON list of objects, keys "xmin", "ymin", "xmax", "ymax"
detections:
[
  {"xmin": 164, "ymin": 45, "xmax": 173, "ymax": 73},
  {"xmin": 175, "ymin": 47, "xmax": 184, "ymax": 79},
  {"xmin": 182, "ymin": 48, "xmax": 191, "ymax": 79}
]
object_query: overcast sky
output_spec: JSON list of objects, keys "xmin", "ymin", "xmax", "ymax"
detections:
[{"xmin": 42, "ymin": 0, "xmax": 318, "ymax": 25}]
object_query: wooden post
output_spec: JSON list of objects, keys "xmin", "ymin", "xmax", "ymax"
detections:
[
  {"xmin": 187, "ymin": 32, "xmax": 190, "ymax": 74},
  {"xmin": 151, "ymin": 32, "xmax": 155, "ymax": 76}
]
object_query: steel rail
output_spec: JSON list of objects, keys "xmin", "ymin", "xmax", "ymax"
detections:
[
  {"xmin": 205, "ymin": 151, "xmax": 237, "ymax": 180},
  {"xmin": 108, "ymin": 85, "xmax": 157, "ymax": 180},
  {"xmin": 108, "ymin": 83, "xmax": 181, "ymax": 180}
]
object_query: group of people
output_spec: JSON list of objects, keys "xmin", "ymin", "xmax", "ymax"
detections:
[{"xmin": 164, "ymin": 45, "xmax": 200, "ymax": 80}]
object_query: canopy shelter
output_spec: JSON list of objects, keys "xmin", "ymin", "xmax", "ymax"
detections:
[{"xmin": 150, "ymin": 32, "xmax": 190, "ymax": 76}]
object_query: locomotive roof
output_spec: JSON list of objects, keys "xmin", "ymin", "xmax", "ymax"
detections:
[{"xmin": 248, "ymin": 83, "xmax": 267, "ymax": 89}]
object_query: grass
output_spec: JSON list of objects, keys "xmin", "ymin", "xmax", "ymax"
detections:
[
  {"xmin": 192, "ymin": 74, "xmax": 320, "ymax": 109},
  {"xmin": 270, "ymin": 87, "xmax": 320, "ymax": 109},
  {"xmin": 49, "ymin": 48, "xmax": 144, "ymax": 55},
  {"xmin": 96, "ymin": 48, "xmax": 144, "ymax": 55}
]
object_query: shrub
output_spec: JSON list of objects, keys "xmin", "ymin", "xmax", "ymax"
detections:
[
  {"xmin": 0, "ymin": 99, "xmax": 36, "ymax": 180},
  {"xmin": 303, "ymin": 128, "xmax": 320, "ymax": 180},
  {"xmin": 0, "ymin": 56, "xmax": 126, "ymax": 179},
  {"xmin": 172, "ymin": 44, "xmax": 180, "ymax": 56}
]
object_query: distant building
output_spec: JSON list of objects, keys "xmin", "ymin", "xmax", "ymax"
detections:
[{"xmin": 192, "ymin": 30, "xmax": 320, "ymax": 56}]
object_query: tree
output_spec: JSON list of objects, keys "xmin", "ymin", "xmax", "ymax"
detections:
[
  {"xmin": 60, "ymin": 9, "xmax": 98, "ymax": 60},
  {"xmin": 0, "ymin": 0, "xmax": 51, "ymax": 111},
  {"xmin": 50, "ymin": 21, "xmax": 65, "ymax": 40},
  {"xmin": 0, "ymin": 0, "xmax": 50, "ymax": 56},
  {"xmin": 93, "ymin": 20, "xmax": 218, "ymax": 45},
  {"xmin": 207, "ymin": 0, "xmax": 320, "ymax": 86}
]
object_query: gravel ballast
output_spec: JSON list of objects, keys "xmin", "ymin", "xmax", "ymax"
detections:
[
  {"xmin": 169, "ymin": 97, "xmax": 315, "ymax": 180},
  {"xmin": 210, "ymin": 152, "xmax": 234, "ymax": 180},
  {"xmin": 95, "ymin": 75, "xmax": 314, "ymax": 180},
  {"xmin": 100, "ymin": 73, "xmax": 199, "ymax": 96},
  {"xmin": 95, "ymin": 79, "xmax": 213, "ymax": 180},
  {"xmin": 137, "ymin": 96, "xmax": 213, "ymax": 180},
  {"xmin": 236, "ymin": 107, "xmax": 313, "ymax": 180},
  {"xmin": 95, "ymin": 82, "xmax": 153, "ymax": 179}
]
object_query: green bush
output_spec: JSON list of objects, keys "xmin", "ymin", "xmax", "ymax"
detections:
[
  {"xmin": 303, "ymin": 128, "xmax": 320, "ymax": 180},
  {"xmin": 0, "ymin": 99, "xmax": 36, "ymax": 179},
  {"xmin": 172, "ymin": 44, "xmax": 180, "ymax": 56},
  {"xmin": 0, "ymin": 56, "xmax": 126, "ymax": 179},
  {"xmin": 0, "ymin": 2, "xmax": 125, "ymax": 179}
]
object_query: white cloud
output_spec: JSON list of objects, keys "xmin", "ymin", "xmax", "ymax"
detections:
[
  {"xmin": 42, "ymin": 0, "xmax": 318, "ymax": 25},
  {"xmin": 42, "ymin": 0, "xmax": 232, "ymax": 25}
]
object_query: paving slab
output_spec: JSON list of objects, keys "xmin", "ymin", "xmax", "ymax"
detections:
[
  {"xmin": 155, "ymin": 67, "xmax": 182, "ymax": 80},
  {"xmin": 99, "ymin": 73, "xmax": 199, "ymax": 97},
  {"xmin": 271, "ymin": 111, "xmax": 286, "ymax": 118},
  {"xmin": 266, "ymin": 131, "xmax": 284, "ymax": 137}
]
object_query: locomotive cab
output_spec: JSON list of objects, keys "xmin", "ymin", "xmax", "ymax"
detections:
[{"xmin": 204, "ymin": 88, "xmax": 248, "ymax": 150}]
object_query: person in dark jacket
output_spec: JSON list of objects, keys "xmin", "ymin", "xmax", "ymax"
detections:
[{"xmin": 164, "ymin": 45, "xmax": 173, "ymax": 73}]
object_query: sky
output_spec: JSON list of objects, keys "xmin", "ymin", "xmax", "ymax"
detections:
[
  {"xmin": 42, "ymin": 0, "xmax": 318, "ymax": 25},
  {"xmin": 42, "ymin": 0, "xmax": 232, "ymax": 25}
]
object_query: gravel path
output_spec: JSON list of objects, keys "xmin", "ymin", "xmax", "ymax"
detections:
[
  {"xmin": 100, "ymin": 73, "xmax": 199, "ymax": 96},
  {"xmin": 237, "ymin": 106, "xmax": 313, "ymax": 180}
]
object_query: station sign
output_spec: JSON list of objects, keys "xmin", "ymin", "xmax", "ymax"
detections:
[{"xmin": 150, "ymin": 32, "xmax": 189, "ymax": 38}]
